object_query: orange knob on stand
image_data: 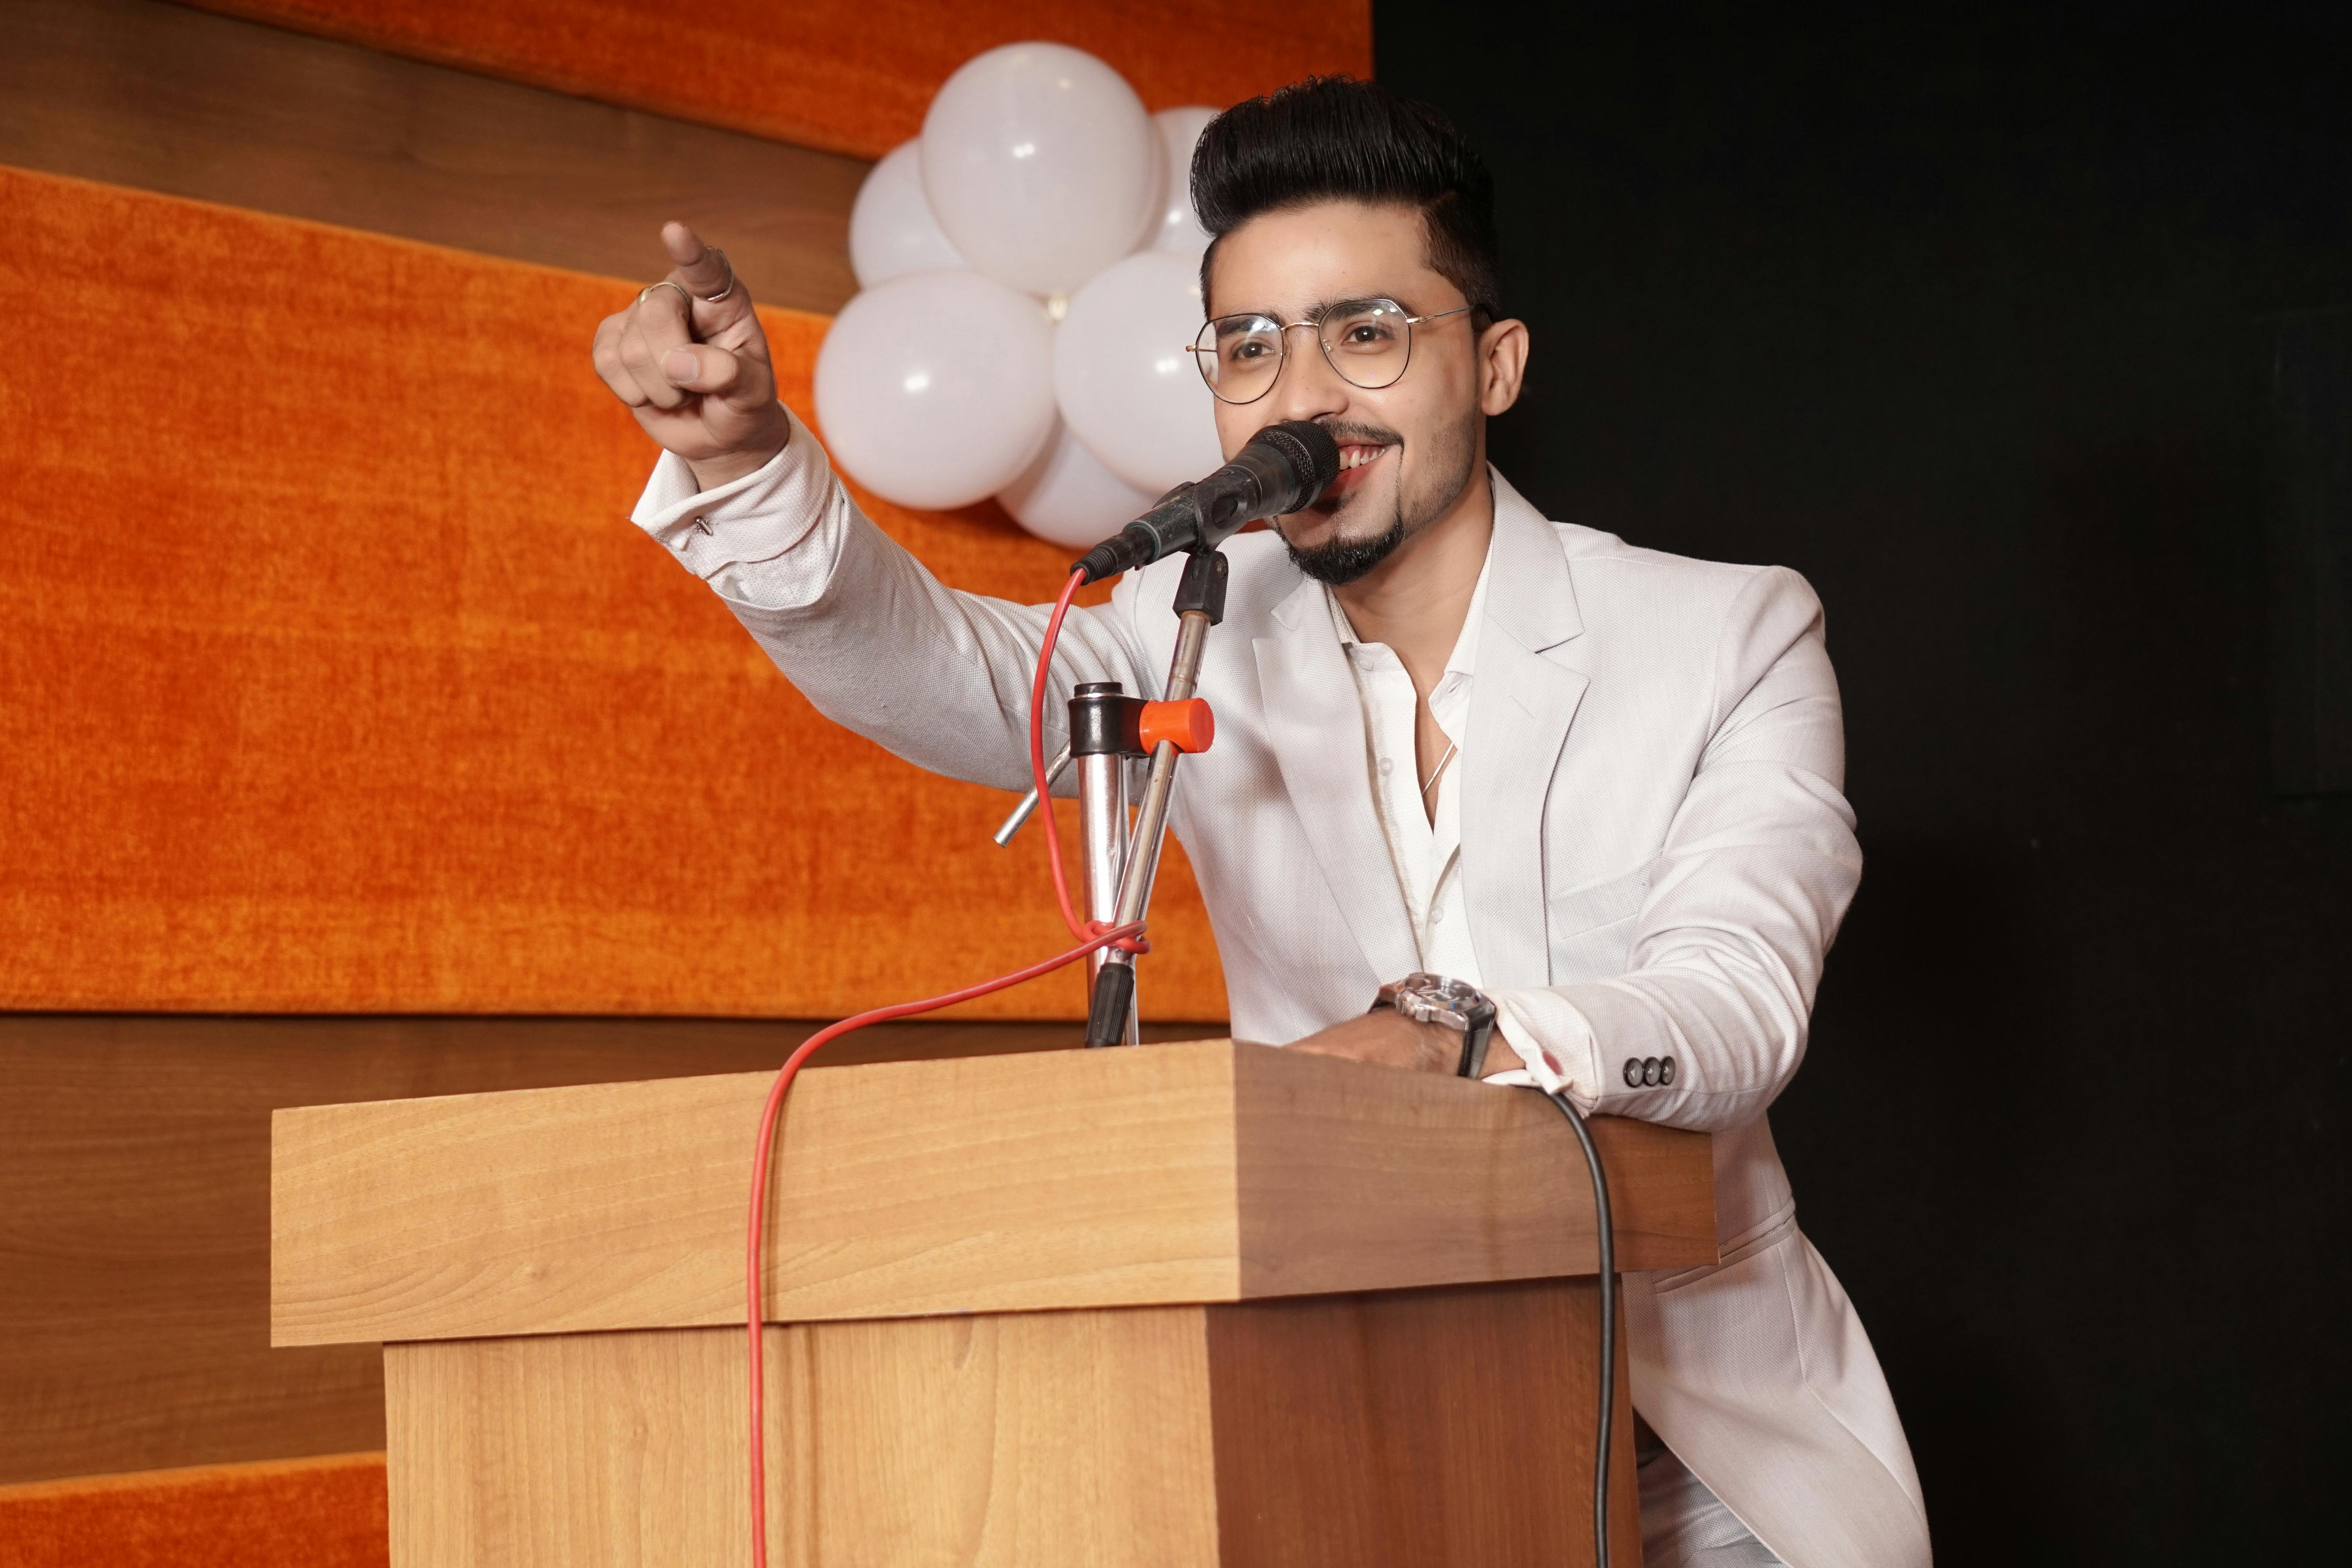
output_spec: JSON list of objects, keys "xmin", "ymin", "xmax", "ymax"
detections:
[{"xmin": 1137, "ymin": 698, "xmax": 1215, "ymax": 755}]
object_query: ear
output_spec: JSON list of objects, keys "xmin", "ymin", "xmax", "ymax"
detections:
[{"xmin": 1476, "ymin": 316, "xmax": 1530, "ymax": 416}]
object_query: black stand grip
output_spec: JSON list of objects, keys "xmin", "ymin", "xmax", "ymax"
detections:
[{"xmin": 1083, "ymin": 962, "xmax": 1136, "ymax": 1049}]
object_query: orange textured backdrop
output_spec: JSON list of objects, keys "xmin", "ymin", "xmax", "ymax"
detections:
[
  {"xmin": 0, "ymin": 166, "xmax": 1224, "ymax": 1018},
  {"xmin": 185, "ymin": 0, "xmax": 1374, "ymax": 160},
  {"xmin": 0, "ymin": 1454, "xmax": 387, "ymax": 1568}
]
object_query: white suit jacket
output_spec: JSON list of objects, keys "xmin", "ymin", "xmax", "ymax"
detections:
[{"xmin": 634, "ymin": 416, "xmax": 1932, "ymax": 1568}]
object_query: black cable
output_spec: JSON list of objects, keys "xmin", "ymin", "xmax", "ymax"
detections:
[{"xmin": 1544, "ymin": 1089, "xmax": 1616, "ymax": 1567}]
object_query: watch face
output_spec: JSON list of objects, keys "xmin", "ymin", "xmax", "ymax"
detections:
[
  {"xmin": 1414, "ymin": 976, "xmax": 1482, "ymax": 1010},
  {"xmin": 1395, "ymin": 974, "xmax": 1492, "ymax": 1027}
]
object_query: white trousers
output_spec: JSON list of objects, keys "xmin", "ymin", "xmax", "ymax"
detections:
[{"xmin": 1639, "ymin": 1427, "xmax": 1788, "ymax": 1567}]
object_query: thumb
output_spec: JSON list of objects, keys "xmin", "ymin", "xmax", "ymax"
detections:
[{"xmin": 661, "ymin": 342, "xmax": 747, "ymax": 397}]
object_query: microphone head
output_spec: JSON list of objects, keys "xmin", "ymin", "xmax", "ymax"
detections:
[{"xmin": 1249, "ymin": 420, "xmax": 1342, "ymax": 512}]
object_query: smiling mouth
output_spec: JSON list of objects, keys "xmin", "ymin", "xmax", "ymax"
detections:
[{"xmin": 1324, "ymin": 442, "xmax": 1392, "ymax": 495}]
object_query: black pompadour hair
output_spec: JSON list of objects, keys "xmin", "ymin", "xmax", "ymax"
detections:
[{"xmin": 1190, "ymin": 76, "xmax": 1502, "ymax": 321}]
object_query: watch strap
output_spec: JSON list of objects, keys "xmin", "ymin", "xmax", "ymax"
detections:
[{"xmin": 1457, "ymin": 1014, "xmax": 1494, "ymax": 1078}]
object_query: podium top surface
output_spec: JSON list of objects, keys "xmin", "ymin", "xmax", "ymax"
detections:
[{"xmin": 271, "ymin": 1040, "xmax": 1715, "ymax": 1347}]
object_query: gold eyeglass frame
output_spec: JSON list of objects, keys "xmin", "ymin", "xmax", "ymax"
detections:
[{"xmin": 1185, "ymin": 298, "xmax": 1479, "ymax": 405}]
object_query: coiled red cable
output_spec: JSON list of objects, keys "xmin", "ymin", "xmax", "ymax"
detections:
[{"xmin": 744, "ymin": 567, "xmax": 1136, "ymax": 1568}]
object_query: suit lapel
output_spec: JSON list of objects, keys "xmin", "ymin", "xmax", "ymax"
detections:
[
  {"xmin": 1252, "ymin": 581, "xmax": 1422, "ymax": 987},
  {"xmin": 1463, "ymin": 472, "xmax": 1588, "ymax": 989}
]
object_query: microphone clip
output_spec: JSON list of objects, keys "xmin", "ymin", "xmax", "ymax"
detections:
[{"xmin": 1173, "ymin": 548, "xmax": 1229, "ymax": 626}]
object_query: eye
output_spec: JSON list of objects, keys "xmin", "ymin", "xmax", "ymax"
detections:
[{"xmin": 1332, "ymin": 314, "xmax": 1402, "ymax": 350}]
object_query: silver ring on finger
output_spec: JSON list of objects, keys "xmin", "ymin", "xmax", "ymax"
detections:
[
  {"xmin": 701, "ymin": 247, "xmax": 736, "ymax": 303},
  {"xmin": 637, "ymin": 279, "xmax": 691, "ymax": 310}
]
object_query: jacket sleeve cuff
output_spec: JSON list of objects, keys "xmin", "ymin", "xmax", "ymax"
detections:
[
  {"xmin": 1477, "ymin": 987, "xmax": 1603, "ymax": 1111},
  {"xmin": 627, "ymin": 407, "xmax": 838, "ymax": 583}
]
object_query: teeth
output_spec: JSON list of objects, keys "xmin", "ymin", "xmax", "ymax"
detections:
[{"xmin": 1339, "ymin": 445, "xmax": 1385, "ymax": 471}]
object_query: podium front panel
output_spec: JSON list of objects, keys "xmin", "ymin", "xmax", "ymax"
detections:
[{"xmin": 384, "ymin": 1281, "xmax": 1638, "ymax": 1567}]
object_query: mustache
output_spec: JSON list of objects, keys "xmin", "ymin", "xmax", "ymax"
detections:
[{"xmin": 1314, "ymin": 418, "xmax": 1403, "ymax": 448}]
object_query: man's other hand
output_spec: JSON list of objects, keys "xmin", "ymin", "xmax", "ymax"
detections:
[
  {"xmin": 1283, "ymin": 1009, "xmax": 1461, "ymax": 1074},
  {"xmin": 591, "ymin": 222, "xmax": 791, "ymax": 490}
]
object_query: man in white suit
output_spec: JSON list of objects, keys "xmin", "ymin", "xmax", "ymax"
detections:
[{"xmin": 593, "ymin": 76, "xmax": 1930, "ymax": 1568}]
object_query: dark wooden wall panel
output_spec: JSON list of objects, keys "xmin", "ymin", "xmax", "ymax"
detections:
[
  {"xmin": 0, "ymin": 0, "xmax": 863, "ymax": 312},
  {"xmin": 0, "ymin": 1014, "xmax": 1208, "ymax": 1485}
]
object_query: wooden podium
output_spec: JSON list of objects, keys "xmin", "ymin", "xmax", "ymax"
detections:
[{"xmin": 272, "ymin": 1040, "xmax": 1716, "ymax": 1566}]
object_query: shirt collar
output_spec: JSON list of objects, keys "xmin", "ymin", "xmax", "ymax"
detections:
[{"xmin": 1321, "ymin": 548, "xmax": 1494, "ymax": 679}]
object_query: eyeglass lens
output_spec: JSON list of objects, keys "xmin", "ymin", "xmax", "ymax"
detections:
[{"xmin": 1192, "ymin": 299, "xmax": 1414, "ymax": 404}]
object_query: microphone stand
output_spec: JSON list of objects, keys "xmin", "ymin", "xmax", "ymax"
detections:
[{"xmin": 989, "ymin": 548, "xmax": 1228, "ymax": 1047}]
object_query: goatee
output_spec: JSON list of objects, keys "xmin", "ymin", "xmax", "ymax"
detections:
[{"xmin": 1283, "ymin": 515, "xmax": 1409, "ymax": 585}]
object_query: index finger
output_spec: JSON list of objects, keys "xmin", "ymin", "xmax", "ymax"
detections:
[{"xmin": 661, "ymin": 221, "xmax": 749, "ymax": 321}]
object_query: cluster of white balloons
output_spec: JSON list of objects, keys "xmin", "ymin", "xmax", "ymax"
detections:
[{"xmin": 815, "ymin": 43, "xmax": 1223, "ymax": 548}]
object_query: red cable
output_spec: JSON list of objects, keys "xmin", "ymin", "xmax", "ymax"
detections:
[
  {"xmin": 1031, "ymin": 569, "xmax": 1092, "ymax": 940},
  {"xmin": 744, "ymin": 566, "xmax": 1138, "ymax": 1568}
]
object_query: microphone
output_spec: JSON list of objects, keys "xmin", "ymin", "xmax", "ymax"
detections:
[{"xmin": 1071, "ymin": 421, "xmax": 1341, "ymax": 583}]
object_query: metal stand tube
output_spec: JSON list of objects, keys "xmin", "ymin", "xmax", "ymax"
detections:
[{"xmin": 1076, "ymin": 748, "xmax": 1139, "ymax": 1046}]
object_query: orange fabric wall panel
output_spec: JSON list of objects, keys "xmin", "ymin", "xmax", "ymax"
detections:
[
  {"xmin": 0, "ymin": 1453, "xmax": 387, "ymax": 1568},
  {"xmin": 0, "ymin": 167, "xmax": 1225, "ymax": 1019},
  {"xmin": 187, "ymin": 0, "xmax": 1374, "ymax": 160}
]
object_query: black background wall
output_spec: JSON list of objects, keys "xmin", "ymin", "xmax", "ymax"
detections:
[{"xmin": 1375, "ymin": 3, "xmax": 2350, "ymax": 1561}]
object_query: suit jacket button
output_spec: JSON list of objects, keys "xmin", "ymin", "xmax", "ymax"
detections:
[
  {"xmin": 1659, "ymin": 1056, "xmax": 1677, "ymax": 1086},
  {"xmin": 1622, "ymin": 1057, "xmax": 1643, "ymax": 1087},
  {"xmin": 1641, "ymin": 1056, "xmax": 1661, "ymax": 1086}
]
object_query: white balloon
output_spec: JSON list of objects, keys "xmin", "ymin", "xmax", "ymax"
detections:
[
  {"xmin": 1149, "ymin": 106, "xmax": 1219, "ymax": 254},
  {"xmin": 997, "ymin": 420, "xmax": 1157, "ymax": 548},
  {"xmin": 1053, "ymin": 249, "xmax": 1224, "ymax": 494},
  {"xmin": 920, "ymin": 43, "xmax": 1158, "ymax": 297},
  {"xmin": 814, "ymin": 270, "xmax": 1057, "ymax": 511},
  {"xmin": 849, "ymin": 140, "xmax": 966, "ymax": 288}
]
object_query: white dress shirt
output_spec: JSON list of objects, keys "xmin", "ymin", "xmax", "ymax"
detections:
[{"xmin": 1323, "ymin": 567, "xmax": 1556, "ymax": 1090}]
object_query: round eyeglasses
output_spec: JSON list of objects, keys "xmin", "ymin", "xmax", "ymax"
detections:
[{"xmin": 1187, "ymin": 298, "xmax": 1479, "ymax": 405}]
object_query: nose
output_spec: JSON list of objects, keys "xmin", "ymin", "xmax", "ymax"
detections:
[{"xmin": 1260, "ymin": 322, "xmax": 1350, "ymax": 433}]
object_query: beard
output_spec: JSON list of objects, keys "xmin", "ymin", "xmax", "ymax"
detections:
[
  {"xmin": 1285, "ymin": 514, "xmax": 1409, "ymax": 585},
  {"xmin": 1278, "ymin": 407, "xmax": 1482, "ymax": 586}
]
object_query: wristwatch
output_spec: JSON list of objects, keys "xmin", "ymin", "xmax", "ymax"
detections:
[{"xmin": 1370, "ymin": 973, "xmax": 1499, "ymax": 1078}]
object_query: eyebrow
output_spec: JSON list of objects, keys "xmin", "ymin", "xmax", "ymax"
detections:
[{"xmin": 1214, "ymin": 295, "xmax": 1417, "ymax": 324}]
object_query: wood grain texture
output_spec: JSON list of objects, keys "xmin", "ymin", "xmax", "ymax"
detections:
[
  {"xmin": 380, "ymin": 1285, "xmax": 1635, "ymax": 1568},
  {"xmin": 0, "ymin": 1012, "xmax": 1152, "ymax": 1486},
  {"xmin": 272, "ymin": 1042, "xmax": 1717, "ymax": 1345},
  {"xmin": 1207, "ymin": 1279, "xmax": 1643, "ymax": 1568},
  {"xmin": 385, "ymin": 1315, "xmax": 1220, "ymax": 1568},
  {"xmin": 276, "ymin": 1043, "xmax": 1250, "ymax": 1345},
  {"xmin": 0, "ymin": 0, "xmax": 864, "ymax": 312},
  {"xmin": 177, "ymin": 0, "xmax": 1372, "ymax": 162},
  {"xmin": 1233, "ymin": 1043, "xmax": 1724, "ymax": 1296}
]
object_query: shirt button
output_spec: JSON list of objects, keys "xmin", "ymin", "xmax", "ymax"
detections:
[
  {"xmin": 1377, "ymin": 757, "xmax": 1394, "ymax": 776},
  {"xmin": 1430, "ymin": 904, "xmax": 1446, "ymax": 924}
]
